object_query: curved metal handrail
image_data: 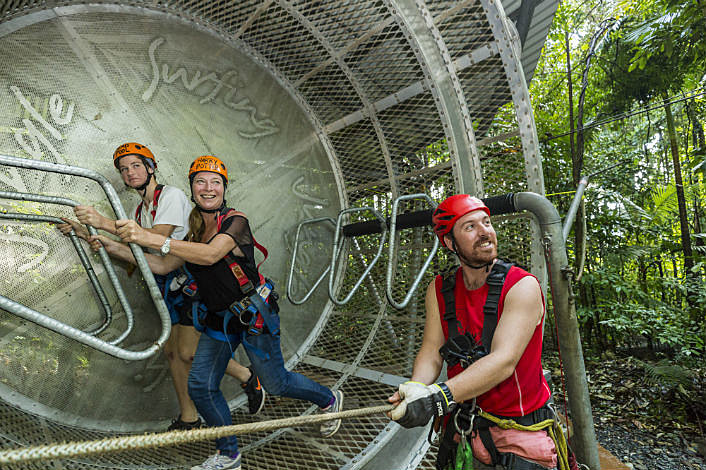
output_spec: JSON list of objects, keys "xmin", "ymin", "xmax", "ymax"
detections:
[
  {"xmin": 385, "ymin": 194, "xmax": 439, "ymax": 310},
  {"xmin": 0, "ymin": 211, "xmax": 112, "ymax": 336},
  {"xmin": 0, "ymin": 154, "xmax": 170, "ymax": 361},
  {"xmin": 286, "ymin": 217, "xmax": 335, "ymax": 305},
  {"xmin": 0, "ymin": 190, "xmax": 137, "ymax": 342},
  {"xmin": 328, "ymin": 207, "xmax": 387, "ymax": 306}
]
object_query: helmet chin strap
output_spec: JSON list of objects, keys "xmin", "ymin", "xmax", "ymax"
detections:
[
  {"xmin": 450, "ymin": 236, "xmax": 493, "ymax": 272},
  {"xmin": 129, "ymin": 160, "xmax": 154, "ymax": 195},
  {"xmin": 134, "ymin": 172, "xmax": 152, "ymax": 194}
]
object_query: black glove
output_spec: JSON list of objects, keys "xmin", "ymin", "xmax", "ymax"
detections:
[{"xmin": 390, "ymin": 381, "xmax": 455, "ymax": 429}]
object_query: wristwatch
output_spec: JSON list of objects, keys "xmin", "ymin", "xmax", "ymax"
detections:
[{"xmin": 160, "ymin": 237, "xmax": 171, "ymax": 256}]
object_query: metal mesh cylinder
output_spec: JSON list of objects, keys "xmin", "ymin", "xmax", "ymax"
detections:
[{"xmin": 0, "ymin": 1, "xmax": 556, "ymax": 468}]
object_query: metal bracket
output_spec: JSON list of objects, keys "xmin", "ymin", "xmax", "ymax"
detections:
[
  {"xmin": 385, "ymin": 193, "xmax": 439, "ymax": 309},
  {"xmin": 286, "ymin": 217, "xmax": 335, "ymax": 305},
  {"xmin": 0, "ymin": 210, "xmax": 113, "ymax": 336},
  {"xmin": 0, "ymin": 190, "xmax": 135, "ymax": 343},
  {"xmin": 0, "ymin": 154, "xmax": 170, "ymax": 361},
  {"xmin": 328, "ymin": 207, "xmax": 387, "ymax": 306}
]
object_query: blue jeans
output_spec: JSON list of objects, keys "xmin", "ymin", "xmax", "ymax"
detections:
[
  {"xmin": 188, "ymin": 332, "xmax": 334, "ymax": 454},
  {"xmin": 245, "ymin": 332, "xmax": 332, "ymax": 408}
]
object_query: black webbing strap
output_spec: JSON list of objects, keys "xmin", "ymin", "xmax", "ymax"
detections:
[
  {"xmin": 440, "ymin": 259, "xmax": 514, "ymax": 356},
  {"xmin": 480, "ymin": 259, "xmax": 513, "ymax": 353},
  {"xmin": 440, "ymin": 269, "xmax": 460, "ymax": 339}
]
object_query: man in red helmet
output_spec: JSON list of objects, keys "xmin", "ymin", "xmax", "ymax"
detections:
[
  {"xmin": 56, "ymin": 143, "xmax": 265, "ymax": 431},
  {"xmin": 387, "ymin": 194, "xmax": 556, "ymax": 470}
]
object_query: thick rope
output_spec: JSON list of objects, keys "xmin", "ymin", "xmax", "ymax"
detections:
[{"xmin": 0, "ymin": 404, "xmax": 395, "ymax": 464}]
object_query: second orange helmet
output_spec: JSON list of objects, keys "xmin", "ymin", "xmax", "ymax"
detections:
[{"xmin": 188, "ymin": 155, "xmax": 228, "ymax": 183}]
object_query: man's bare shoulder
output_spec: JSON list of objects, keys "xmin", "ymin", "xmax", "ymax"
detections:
[{"xmin": 504, "ymin": 274, "xmax": 543, "ymax": 324}]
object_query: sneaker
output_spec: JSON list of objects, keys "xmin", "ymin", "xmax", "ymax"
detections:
[
  {"xmin": 167, "ymin": 415, "xmax": 203, "ymax": 431},
  {"xmin": 319, "ymin": 389, "xmax": 344, "ymax": 438},
  {"xmin": 191, "ymin": 452, "xmax": 241, "ymax": 470},
  {"xmin": 241, "ymin": 368, "xmax": 266, "ymax": 415}
]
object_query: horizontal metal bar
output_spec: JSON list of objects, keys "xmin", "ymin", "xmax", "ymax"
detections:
[
  {"xmin": 324, "ymin": 42, "xmax": 499, "ymax": 135},
  {"xmin": 0, "ymin": 295, "xmax": 160, "ymax": 361},
  {"xmin": 302, "ymin": 355, "xmax": 407, "ymax": 387}
]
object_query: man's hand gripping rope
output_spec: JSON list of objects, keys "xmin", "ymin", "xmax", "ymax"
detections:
[{"xmin": 389, "ymin": 381, "xmax": 455, "ymax": 428}]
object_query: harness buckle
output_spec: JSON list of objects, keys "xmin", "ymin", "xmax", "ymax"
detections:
[
  {"xmin": 228, "ymin": 297, "xmax": 252, "ymax": 319},
  {"xmin": 228, "ymin": 282, "xmax": 273, "ymax": 333},
  {"xmin": 439, "ymin": 332, "xmax": 488, "ymax": 368},
  {"xmin": 182, "ymin": 281, "xmax": 198, "ymax": 297}
]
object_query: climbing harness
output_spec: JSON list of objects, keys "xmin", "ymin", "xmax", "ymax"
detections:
[
  {"xmin": 134, "ymin": 183, "xmax": 164, "ymax": 226},
  {"xmin": 438, "ymin": 259, "xmax": 514, "ymax": 367},
  {"xmin": 191, "ymin": 208, "xmax": 279, "ymax": 358},
  {"xmin": 474, "ymin": 407, "xmax": 572, "ymax": 470},
  {"xmin": 161, "ymin": 266, "xmax": 207, "ymax": 325}
]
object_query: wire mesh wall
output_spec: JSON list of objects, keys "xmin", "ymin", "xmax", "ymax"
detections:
[{"xmin": 0, "ymin": 0, "xmax": 556, "ymax": 468}]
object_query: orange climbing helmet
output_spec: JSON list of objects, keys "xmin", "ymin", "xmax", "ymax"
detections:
[
  {"xmin": 113, "ymin": 142, "xmax": 156, "ymax": 169},
  {"xmin": 188, "ymin": 155, "xmax": 228, "ymax": 184}
]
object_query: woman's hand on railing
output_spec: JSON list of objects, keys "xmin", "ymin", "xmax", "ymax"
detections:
[{"xmin": 55, "ymin": 217, "xmax": 90, "ymax": 240}]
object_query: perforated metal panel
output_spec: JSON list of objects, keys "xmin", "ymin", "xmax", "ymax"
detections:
[{"xmin": 0, "ymin": 1, "xmax": 556, "ymax": 469}]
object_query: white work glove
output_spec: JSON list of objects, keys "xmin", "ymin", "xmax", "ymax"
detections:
[{"xmin": 390, "ymin": 381, "xmax": 455, "ymax": 429}]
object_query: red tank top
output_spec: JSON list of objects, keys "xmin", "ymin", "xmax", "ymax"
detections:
[{"xmin": 436, "ymin": 265, "xmax": 551, "ymax": 417}]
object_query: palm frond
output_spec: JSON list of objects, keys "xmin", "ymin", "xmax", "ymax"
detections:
[{"xmin": 638, "ymin": 358, "xmax": 695, "ymax": 388}]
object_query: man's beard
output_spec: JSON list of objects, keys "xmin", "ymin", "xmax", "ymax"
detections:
[{"xmin": 456, "ymin": 238, "xmax": 496, "ymax": 268}]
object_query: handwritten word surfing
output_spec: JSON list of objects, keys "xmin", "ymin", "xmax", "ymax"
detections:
[{"xmin": 141, "ymin": 37, "xmax": 279, "ymax": 139}]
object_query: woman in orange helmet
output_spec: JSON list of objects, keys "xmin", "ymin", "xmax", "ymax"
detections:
[
  {"xmin": 58, "ymin": 144, "xmax": 264, "ymax": 433},
  {"xmin": 92, "ymin": 156, "xmax": 343, "ymax": 470}
]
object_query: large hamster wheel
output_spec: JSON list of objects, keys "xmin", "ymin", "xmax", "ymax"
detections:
[{"xmin": 0, "ymin": 1, "xmax": 557, "ymax": 468}]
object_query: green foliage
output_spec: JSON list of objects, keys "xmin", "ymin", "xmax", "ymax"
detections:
[
  {"xmin": 530, "ymin": 0, "xmax": 706, "ymax": 366},
  {"xmin": 637, "ymin": 358, "xmax": 697, "ymax": 389}
]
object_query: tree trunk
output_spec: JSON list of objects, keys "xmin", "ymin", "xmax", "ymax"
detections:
[
  {"xmin": 657, "ymin": 259, "xmax": 666, "ymax": 303},
  {"xmin": 686, "ymin": 101, "xmax": 705, "ymax": 276},
  {"xmin": 662, "ymin": 96, "xmax": 696, "ymax": 292}
]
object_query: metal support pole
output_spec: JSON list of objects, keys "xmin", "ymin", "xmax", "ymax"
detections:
[
  {"xmin": 514, "ymin": 192, "xmax": 600, "ymax": 470},
  {"xmin": 562, "ymin": 176, "xmax": 589, "ymax": 242}
]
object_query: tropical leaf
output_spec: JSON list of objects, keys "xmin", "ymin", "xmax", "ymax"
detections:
[
  {"xmin": 649, "ymin": 184, "xmax": 678, "ymax": 223},
  {"xmin": 637, "ymin": 358, "xmax": 695, "ymax": 389}
]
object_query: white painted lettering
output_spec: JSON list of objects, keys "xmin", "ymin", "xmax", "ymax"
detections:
[{"xmin": 142, "ymin": 37, "xmax": 280, "ymax": 139}]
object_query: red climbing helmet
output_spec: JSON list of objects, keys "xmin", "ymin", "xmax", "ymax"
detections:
[{"xmin": 432, "ymin": 194, "xmax": 490, "ymax": 243}]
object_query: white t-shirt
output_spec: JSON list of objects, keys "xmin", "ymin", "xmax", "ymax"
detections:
[{"xmin": 131, "ymin": 185, "xmax": 192, "ymax": 246}]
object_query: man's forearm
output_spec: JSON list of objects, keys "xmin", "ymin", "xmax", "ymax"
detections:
[
  {"xmin": 410, "ymin": 353, "xmax": 443, "ymax": 385},
  {"xmin": 444, "ymin": 351, "xmax": 514, "ymax": 402}
]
